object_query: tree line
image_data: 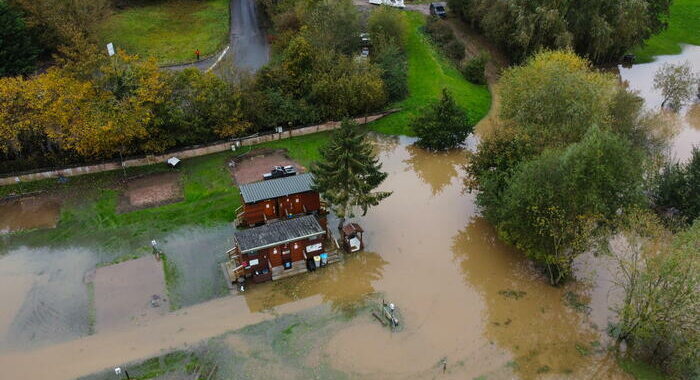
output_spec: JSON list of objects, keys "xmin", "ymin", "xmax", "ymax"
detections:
[
  {"xmin": 0, "ymin": 0, "xmax": 409, "ymax": 173},
  {"xmin": 447, "ymin": 0, "xmax": 673, "ymax": 63}
]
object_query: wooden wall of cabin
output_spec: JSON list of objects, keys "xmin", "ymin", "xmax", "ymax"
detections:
[
  {"xmin": 278, "ymin": 192, "xmax": 321, "ymax": 217},
  {"xmin": 242, "ymin": 191, "xmax": 321, "ymax": 226},
  {"xmin": 242, "ymin": 199, "xmax": 277, "ymax": 226},
  {"xmin": 266, "ymin": 236, "xmax": 325, "ymax": 268}
]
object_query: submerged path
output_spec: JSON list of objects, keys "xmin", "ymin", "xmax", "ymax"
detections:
[
  {"xmin": 0, "ymin": 294, "xmax": 321, "ymax": 380},
  {"xmin": 165, "ymin": 0, "xmax": 269, "ymax": 72}
]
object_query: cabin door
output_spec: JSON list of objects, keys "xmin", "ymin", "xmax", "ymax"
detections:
[
  {"xmin": 280, "ymin": 197, "xmax": 294, "ymax": 217},
  {"xmin": 263, "ymin": 200, "xmax": 276, "ymax": 220},
  {"xmin": 291, "ymin": 194, "xmax": 304, "ymax": 214}
]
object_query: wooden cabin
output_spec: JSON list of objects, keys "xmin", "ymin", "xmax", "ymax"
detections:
[
  {"xmin": 235, "ymin": 173, "xmax": 323, "ymax": 227},
  {"xmin": 225, "ymin": 215, "xmax": 338, "ymax": 284}
]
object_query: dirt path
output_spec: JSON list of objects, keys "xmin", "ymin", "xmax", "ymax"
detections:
[
  {"xmin": 444, "ymin": 17, "xmax": 509, "ymax": 135},
  {"xmin": 0, "ymin": 294, "xmax": 320, "ymax": 380}
]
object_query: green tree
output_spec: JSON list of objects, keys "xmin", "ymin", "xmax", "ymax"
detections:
[
  {"xmin": 613, "ymin": 214, "xmax": 699, "ymax": 378},
  {"xmin": 0, "ymin": 1, "xmax": 39, "ymax": 77},
  {"xmin": 311, "ymin": 119, "xmax": 392, "ymax": 230},
  {"xmin": 412, "ymin": 89, "xmax": 473, "ymax": 151},
  {"xmin": 499, "ymin": 50, "xmax": 617, "ymax": 148},
  {"xmin": 447, "ymin": 0, "xmax": 672, "ymax": 63},
  {"xmin": 653, "ymin": 61, "xmax": 699, "ymax": 112},
  {"xmin": 495, "ymin": 127, "xmax": 645, "ymax": 284},
  {"xmin": 372, "ymin": 37, "xmax": 407, "ymax": 101},
  {"xmin": 368, "ymin": 6, "xmax": 408, "ymax": 50},
  {"xmin": 654, "ymin": 147, "xmax": 700, "ymax": 225}
]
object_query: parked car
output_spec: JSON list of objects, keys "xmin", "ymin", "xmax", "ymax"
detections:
[
  {"xmin": 263, "ymin": 165, "xmax": 297, "ymax": 180},
  {"xmin": 430, "ymin": 2, "xmax": 447, "ymax": 18},
  {"xmin": 359, "ymin": 33, "xmax": 371, "ymax": 47},
  {"xmin": 360, "ymin": 47, "xmax": 370, "ymax": 59}
]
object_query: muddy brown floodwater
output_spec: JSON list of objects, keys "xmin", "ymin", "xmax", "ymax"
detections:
[
  {"xmin": 618, "ymin": 44, "xmax": 700, "ymax": 162},
  {"xmin": 0, "ymin": 195, "xmax": 61, "ymax": 234},
  {"xmin": 0, "ymin": 135, "xmax": 631, "ymax": 380},
  {"xmin": 239, "ymin": 134, "xmax": 629, "ymax": 379}
]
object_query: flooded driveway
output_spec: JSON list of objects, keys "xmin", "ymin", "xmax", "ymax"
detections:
[{"xmin": 618, "ymin": 44, "xmax": 700, "ymax": 162}]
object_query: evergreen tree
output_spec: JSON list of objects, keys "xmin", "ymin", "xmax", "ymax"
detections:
[
  {"xmin": 412, "ymin": 89, "xmax": 473, "ymax": 151},
  {"xmin": 311, "ymin": 120, "xmax": 392, "ymax": 230},
  {"xmin": 0, "ymin": 1, "xmax": 39, "ymax": 77}
]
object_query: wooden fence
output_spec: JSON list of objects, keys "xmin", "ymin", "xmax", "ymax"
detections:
[{"xmin": 0, "ymin": 110, "xmax": 398, "ymax": 186}]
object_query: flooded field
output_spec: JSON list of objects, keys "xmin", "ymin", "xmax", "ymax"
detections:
[
  {"xmin": 0, "ymin": 135, "xmax": 631, "ymax": 379},
  {"xmin": 0, "ymin": 195, "xmax": 61, "ymax": 234},
  {"xmin": 618, "ymin": 44, "xmax": 700, "ymax": 162},
  {"xmin": 0, "ymin": 246, "xmax": 96, "ymax": 352}
]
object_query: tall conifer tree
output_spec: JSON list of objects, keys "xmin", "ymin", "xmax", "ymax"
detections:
[{"xmin": 311, "ymin": 120, "xmax": 391, "ymax": 230}]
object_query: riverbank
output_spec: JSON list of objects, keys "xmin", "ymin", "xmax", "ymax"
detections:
[
  {"xmin": 369, "ymin": 12, "xmax": 491, "ymax": 136},
  {"xmin": 633, "ymin": 0, "xmax": 700, "ymax": 62},
  {"xmin": 97, "ymin": 0, "xmax": 230, "ymax": 65}
]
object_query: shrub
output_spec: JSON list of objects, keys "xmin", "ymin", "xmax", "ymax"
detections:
[
  {"xmin": 372, "ymin": 39, "xmax": 408, "ymax": 101},
  {"xmin": 412, "ymin": 89, "xmax": 472, "ymax": 151},
  {"xmin": 444, "ymin": 39, "xmax": 465, "ymax": 61},
  {"xmin": 424, "ymin": 17, "xmax": 453, "ymax": 45},
  {"xmin": 462, "ymin": 52, "xmax": 488, "ymax": 84}
]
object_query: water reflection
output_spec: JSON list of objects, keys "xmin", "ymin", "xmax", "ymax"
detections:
[
  {"xmin": 403, "ymin": 145, "xmax": 468, "ymax": 196},
  {"xmin": 618, "ymin": 44, "xmax": 700, "ymax": 162},
  {"xmin": 451, "ymin": 218, "xmax": 626, "ymax": 379},
  {"xmin": 243, "ymin": 251, "xmax": 387, "ymax": 315}
]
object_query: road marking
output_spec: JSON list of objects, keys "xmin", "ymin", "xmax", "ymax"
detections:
[{"xmin": 206, "ymin": 45, "xmax": 230, "ymax": 72}]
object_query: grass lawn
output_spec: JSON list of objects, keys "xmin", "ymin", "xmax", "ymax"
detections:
[
  {"xmin": 97, "ymin": 0, "xmax": 229, "ymax": 65},
  {"xmin": 369, "ymin": 12, "xmax": 491, "ymax": 136},
  {"xmin": 634, "ymin": 0, "xmax": 700, "ymax": 62}
]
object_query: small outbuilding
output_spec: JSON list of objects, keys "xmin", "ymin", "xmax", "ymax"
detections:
[
  {"xmin": 225, "ymin": 215, "xmax": 337, "ymax": 284},
  {"xmin": 235, "ymin": 173, "xmax": 323, "ymax": 227},
  {"xmin": 341, "ymin": 223, "xmax": 364, "ymax": 253}
]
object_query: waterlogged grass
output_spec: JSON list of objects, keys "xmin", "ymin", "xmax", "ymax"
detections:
[
  {"xmin": 634, "ymin": 0, "xmax": 700, "ymax": 62},
  {"xmin": 1, "ymin": 151, "xmax": 241, "ymax": 255},
  {"xmin": 369, "ymin": 12, "xmax": 491, "ymax": 136},
  {"xmin": 161, "ymin": 253, "xmax": 182, "ymax": 310},
  {"xmin": 618, "ymin": 358, "xmax": 667, "ymax": 380},
  {"xmin": 97, "ymin": 0, "xmax": 229, "ymax": 65}
]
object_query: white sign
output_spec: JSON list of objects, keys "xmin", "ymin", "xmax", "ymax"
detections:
[
  {"xmin": 249, "ymin": 259, "xmax": 259, "ymax": 266},
  {"xmin": 306, "ymin": 243, "xmax": 323, "ymax": 253},
  {"xmin": 107, "ymin": 43, "xmax": 115, "ymax": 57}
]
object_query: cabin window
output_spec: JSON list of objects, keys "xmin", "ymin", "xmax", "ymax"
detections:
[
  {"xmin": 273, "ymin": 248, "xmax": 278, "ymax": 255},
  {"xmin": 295, "ymin": 199, "xmax": 300, "ymax": 203},
  {"xmin": 266, "ymin": 204, "xmax": 270, "ymax": 208}
]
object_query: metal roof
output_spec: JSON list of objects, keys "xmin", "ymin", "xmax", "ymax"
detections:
[
  {"xmin": 233, "ymin": 215, "xmax": 325, "ymax": 253},
  {"xmin": 239, "ymin": 173, "xmax": 314, "ymax": 204}
]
